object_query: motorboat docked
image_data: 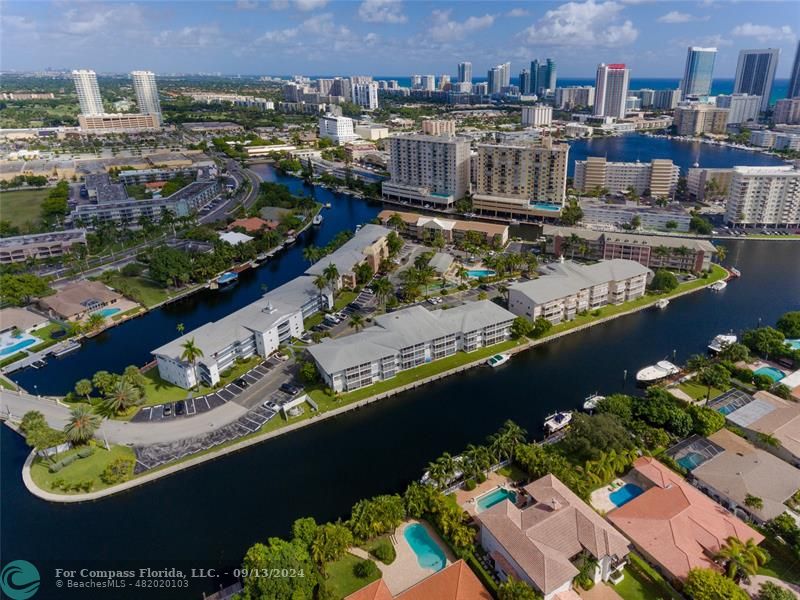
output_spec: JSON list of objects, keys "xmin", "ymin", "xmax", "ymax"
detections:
[
  {"xmin": 636, "ymin": 360, "xmax": 680, "ymax": 383},
  {"xmin": 324, "ymin": 202, "xmax": 332, "ymax": 209},
  {"xmin": 708, "ymin": 334, "xmax": 737, "ymax": 354},
  {"xmin": 284, "ymin": 235, "xmax": 296, "ymax": 245},
  {"xmin": 53, "ymin": 341, "xmax": 81, "ymax": 357},
  {"xmin": 583, "ymin": 392, "xmax": 605, "ymax": 412},
  {"xmin": 544, "ymin": 411, "xmax": 572, "ymax": 434},
  {"xmin": 312, "ymin": 214, "xmax": 323, "ymax": 226},
  {"xmin": 709, "ymin": 281, "xmax": 727, "ymax": 292},
  {"xmin": 355, "ymin": 224, "xmax": 362, "ymax": 233},
  {"xmin": 487, "ymin": 353, "xmax": 510, "ymax": 368},
  {"xmin": 216, "ymin": 271, "xmax": 239, "ymax": 289},
  {"xmin": 655, "ymin": 298, "xmax": 669, "ymax": 309},
  {"xmin": 729, "ymin": 267, "xmax": 741, "ymax": 278}
]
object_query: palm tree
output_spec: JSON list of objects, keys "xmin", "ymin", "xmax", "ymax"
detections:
[
  {"xmin": 64, "ymin": 406, "xmax": 101, "ymax": 444},
  {"xmin": 715, "ymin": 537, "xmax": 769, "ymax": 582},
  {"xmin": 372, "ymin": 277, "xmax": 393, "ymax": 309},
  {"xmin": 86, "ymin": 312, "xmax": 106, "ymax": 331},
  {"xmin": 427, "ymin": 452, "xmax": 457, "ymax": 489},
  {"xmin": 176, "ymin": 322, "xmax": 185, "ymax": 335},
  {"xmin": 715, "ymin": 244, "xmax": 727, "ymax": 264},
  {"xmin": 388, "ymin": 213, "xmax": 405, "ymax": 232},
  {"xmin": 575, "ymin": 464, "xmax": 602, "ymax": 488},
  {"xmin": 653, "ymin": 245, "xmax": 671, "ymax": 267},
  {"xmin": 313, "ymin": 275, "xmax": 328, "ymax": 307},
  {"xmin": 303, "ymin": 245, "xmax": 320, "ymax": 266},
  {"xmin": 102, "ymin": 379, "xmax": 142, "ymax": 415},
  {"xmin": 74, "ymin": 378, "xmax": 93, "ymax": 402},
  {"xmin": 323, "ymin": 263, "xmax": 339, "ymax": 293},
  {"xmin": 349, "ymin": 314, "xmax": 365, "ymax": 332},
  {"xmin": 180, "ymin": 337, "xmax": 204, "ymax": 391}
]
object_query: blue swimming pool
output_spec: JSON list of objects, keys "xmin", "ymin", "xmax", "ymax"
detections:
[
  {"xmin": 467, "ymin": 269, "xmax": 496, "ymax": 278},
  {"xmin": 0, "ymin": 338, "xmax": 37, "ymax": 356},
  {"xmin": 476, "ymin": 488, "xmax": 517, "ymax": 512},
  {"xmin": 754, "ymin": 366, "xmax": 786, "ymax": 382},
  {"xmin": 677, "ymin": 452, "xmax": 708, "ymax": 471},
  {"xmin": 785, "ymin": 339, "xmax": 800, "ymax": 350},
  {"xmin": 404, "ymin": 523, "xmax": 446, "ymax": 572},
  {"xmin": 717, "ymin": 404, "xmax": 736, "ymax": 416},
  {"xmin": 529, "ymin": 202, "xmax": 561, "ymax": 211},
  {"xmin": 609, "ymin": 483, "xmax": 644, "ymax": 507},
  {"xmin": 94, "ymin": 307, "xmax": 121, "ymax": 318}
]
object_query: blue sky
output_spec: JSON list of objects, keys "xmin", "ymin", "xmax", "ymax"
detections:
[{"xmin": 1, "ymin": 0, "xmax": 797, "ymax": 78}]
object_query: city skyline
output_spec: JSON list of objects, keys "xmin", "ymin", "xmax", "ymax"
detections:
[{"xmin": 1, "ymin": 0, "xmax": 797, "ymax": 77}]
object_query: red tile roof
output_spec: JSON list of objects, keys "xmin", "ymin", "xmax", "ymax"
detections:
[
  {"xmin": 345, "ymin": 560, "xmax": 492, "ymax": 600},
  {"xmin": 227, "ymin": 217, "xmax": 277, "ymax": 233},
  {"xmin": 607, "ymin": 457, "xmax": 764, "ymax": 581}
]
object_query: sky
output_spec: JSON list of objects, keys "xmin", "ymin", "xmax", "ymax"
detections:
[{"xmin": 1, "ymin": 0, "xmax": 798, "ymax": 78}]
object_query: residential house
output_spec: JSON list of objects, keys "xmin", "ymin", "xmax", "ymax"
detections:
[
  {"xmin": 378, "ymin": 210, "xmax": 509, "ymax": 247},
  {"xmin": 38, "ymin": 280, "xmax": 122, "ymax": 321}
]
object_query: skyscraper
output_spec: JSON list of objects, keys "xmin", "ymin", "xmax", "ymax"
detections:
[
  {"xmin": 528, "ymin": 58, "xmax": 556, "ymax": 95},
  {"xmin": 680, "ymin": 47, "xmax": 716, "ymax": 99},
  {"xmin": 352, "ymin": 82, "xmax": 379, "ymax": 109},
  {"xmin": 72, "ymin": 69, "xmax": 104, "ymax": 116},
  {"xmin": 542, "ymin": 58, "xmax": 557, "ymax": 93},
  {"xmin": 421, "ymin": 75, "xmax": 436, "ymax": 91},
  {"xmin": 457, "ymin": 62, "xmax": 472, "ymax": 84},
  {"xmin": 734, "ymin": 48, "xmax": 780, "ymax": 111},
  {"xmin": 530, "ymin": 59, "xmax": 540, "ymax": 96},
  {"xmin": 594, "ymin": 63, "xmax": 630, "ymax": 119},
  {"xmin": 787, "ymin": 41, "xmax": 800, "ymax": 98},
  {"xmin": 519, "ymin": 69, "xmax": 531, "ymax": 95},
  {"xmin": 131, "ymin": 71, "xmax": 161, "ymax": 123},
  {"xmin": 488, "ymin": 63, "xmax": 511, "ymax": 95}
]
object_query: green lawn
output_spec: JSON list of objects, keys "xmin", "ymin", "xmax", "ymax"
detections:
[
  {"xmin": 675, "ymin": 380, "xmax": 725, "ymax": 402},
  {"xmin": 759, "ymin": 538, "xmax": 800, "ymax": 586},
  {"xmin": 0, "ymin": 188, "xmax": 49, "ymax": 229},
  {"xmin": 27, "ymin": 322, "xmax": 72, "ymax": 353},
  {"xmin": 496, "ymin": 463, "xmax": 528, "ymax": 483},
  {"xmin": 304, "ymin": 290, "xmax": 359, "ymax": 329},
  {"xmin": 613, "ymin": 554, "xmax": 683, "ymax": 600},
  {"xmin": 324, "ymin": 553, "xmax": 380, "ymax": 599},
  {"xmin": 0, "ymin": 351, "xmax": 28, "ymax": 368},
  {"xmin": 102, "ymin": 273, "xmax": 171, "ymax": 307},
  {"xmin": 0, "ymin": 376, "xmax": 17, "ymax": 390},
  {"xmin": 29, "ymin": 444, "xmax": 136, "ymax": 495}
]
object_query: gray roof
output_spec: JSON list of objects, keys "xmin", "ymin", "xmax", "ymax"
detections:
[
  {"xmin": 305, "ymin": 224, "xmax": 390, "ymax": 277},
  {"xmin": 429, "ymin": 252, "xmax": 454, "ymax": 274},
  {"xmin": 542, "ymin": 225, "xmax": 717, "ymax": 253},
  {"xmin": 510, "ymin": 259, "xmax": 652, "ymax": 305},
  {"xmin": 308, "ymin": 301, "xmax": 515, "ymax": 374}
]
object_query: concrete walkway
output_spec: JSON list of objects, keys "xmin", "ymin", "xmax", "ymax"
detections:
[{"xmin": 740, "ymin": 574, "xmax": 800, "ymax": 599}]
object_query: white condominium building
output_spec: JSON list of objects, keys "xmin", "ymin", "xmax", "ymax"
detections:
[
  {"xmin": 508, "ymin": 259, "xmax": 652, "ymax": 325},
  {"xmin": 352, "ymin": 82, "xmax": 379, "ymax": 110},
  {"xmin": 382, "ymin": 134, "xmax": 470, "ymax": 208},
  {"xmin": 307, "ymin": 301, "xmax": 515, "ymax": 393},
  {"xmin": 72, "ymin": 69, "xmax": 104, "ymax": 115},
  {"xmin": 725, "ymin": 166, "xmax": 800, "ymax": 228},
  {"xmin": 472, "ymin": 138, "xmax": 569, "ymax": 220},
  {"xmin": 574, "ymin": 157, "xmax": 679, "ymax": 198},
  {"xmin": 521, "ymin": 105, "xmax": 553, "ymax": 127},
  {"xmin": 420, "ymin": 75, "xmax": 436, "ymax": 91},
  {"xmin": 594, "ymin": 63, "xmax": 630, "ymax": 119},
  {"xmin": 131, "ymin": 70, "xmax": 162, "ymax": 123},
  {"xmin": 318, "ymin": 114, "xmax": 358, "ymax": 145},
  {"xmin": 715, "ymin": 93, "xmax": 761, "ymax": 125}
]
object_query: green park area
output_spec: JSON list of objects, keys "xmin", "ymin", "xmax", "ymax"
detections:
[
  {"xmin": 325, "ymin": 553, "xmax": 381, "ymax": 599},
  {"xmin": 101, "ymin": 273, "xmax": 173, "ymax": 308},
  {"xmin": 0, "ymin": 189, "xmax": 50, "ymax": 228},
  {"xmin": 613, "ymin": 554, "xmax": 683, "ymax": 600},
  {"xmin": 30, "ymin": 444, "xmax": 136, "ymax": 495},
  {"xmin": 675, "ymin": 379, "xmax": 726, "ymax": 402}
]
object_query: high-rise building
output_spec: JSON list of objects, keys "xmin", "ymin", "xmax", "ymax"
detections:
[
  {"xmin": 421, "ymin": 119, "xmax": 456, "ymax": 136},
  {"xmin": 130, "ymin": 71, "xmax": 161, "ymax": 123},
  {"xmin": 382, "ymin": 134, "xmax": 471, "ymax": 208},
  {"xmin": 774, "ymin": 98, "xmax": 800, "ymax": 124},
  {"xmin": 574, "ymin": 157, "xmax": 679, "ymax": 198},
  {"xmin": 488, "ymin": 63, "xmax": 510, "ymax": 95},
  {"xmin": 472, "ymin": 138, "xmax": 569, "ymax": 220},
  {"xmin": 631, "ymin": 89, "xmax": 655, "ymax": 108},
  {"xmin": 674, "ymin": 105, "xmax": 729, "ymax": 135},
  {"xmin": 421, "ymin": 75, "xmax": 436, "ymax": 91},
  {"xmin": 457, "ymin": 62, "xmax": 472, "ymax": 84},
  {"xmin": 410, "ymin": 75, "xmax": 422, "ymax": 89},
  {"xmin": 318, "ymin": 114, "xmax": 358, "ymax": 145},
  {"xmin": 330, "ymin": 77, "xmax": 352, "ymax": 101},
  {"xmin": 788, "ymin": 41, "xmax": 800, "ymax": 98},
  {"xmin": 317, "ymin": 78, "xmax": 334, "ymax": 95},
  {"xmin": 352, "ymin": 82, "xmax": 379, "ymax": 109},
  {"xmin": 652, "ymin": 89, "xmax": 681, "ymax": 110},
  {"xmin": 72, "ymin": 69, "xmax": 104, "ymax": 116},
  {"xmin": 528, "ymin": 58, "xmax": 556, "ymax": 96},
  {"xmin": 725, "ymin": 166, "xmax": 800, "ymax": 227},
  {"xmin": 715, "ymin": 94, "xmax": 761, "ymax": 125},
  {"xmin": 734, "ymin": 48, "xmax": 780, "ymax": 111},
  {"xmin": 555, "ymin": 86, "xmax": 595, "ymax": 110},
  {"xmin": 519, "ymin": 69, "xmax": 531, "ymax": 96},
  {"xmin": 521, "ymin": 105, "xmax": 552, "ymax": 127},
  {"xmin": 438, "ymin": 75, "xmax": 451, "ymax": 90},
  {"xmin": 680, "ymin": 47, "xmax": 717, "ymax": 99},
  {"xmin": 594, "ymin": 63, "xmax": 630, "ymax": 119}
]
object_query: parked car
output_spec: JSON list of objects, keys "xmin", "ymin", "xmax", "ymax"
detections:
[
  {"xmin": 280, "ymin": 382, "xmax": 302, "ymax": 395},
  {"xmin": 175, "ymin": 401, "xmax": 186, "ymax": 416},
  {"xmin": 163, "ymin": 404, "xmax": 172, "ymax": 417},
  {"xmin": 234, "ymin": 378, "xmax": 249, "ymax": 389}
]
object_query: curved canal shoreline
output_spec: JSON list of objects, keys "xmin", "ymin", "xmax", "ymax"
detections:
[{"xmin": 20, "ymin": 265, "xmax": 729, "ymax": 503}]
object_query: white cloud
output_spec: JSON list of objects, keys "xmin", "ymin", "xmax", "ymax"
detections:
[
  {"xmin": 235, "ymin": 0, "xmax": 259, "ymax": 9},
  {"xmin": 154, "ymin": 25, "xmax": 225, "ymax": 48},
  {"xmin": 294, "ymin": 0, "xmax": 328, "ymax": 11},
  {"xmin": 427, "ymin": 10, "xmax": 495, "ymax": 43},
  {"xmin": 256, "ymin": 12, "xmax": 353, "ymax": 48},
  {"xmin": 506, "ymin": 8, "xmax": 530, "ymax": 17},
  {"xmin": 0, "ymin": 14, "xmax": 37, "ymax": 31},
  {"xmin": 270, "ymin": 0, "xmax": 289, "ymax": 8},
  {"xmin": 731, "ymin": 23, "xmax": 795, "ymax": 43},
  {"xmin": 657, "ymin": 11, "xmax": 709, "ymax": 24},
  {"xmin": 358, "ymin": 0, "xmax": 407, "ymax": 24},
  {"xmin": 673, "ymin": 33, "xmax": 732, "ymax": 48},
  {"xmin": 364, "ymin": 32, "xmax": 379, "ymax": 45},
  {"xmin": 519, "ymin": 0, "xmax": 638, "ymax": 47}
]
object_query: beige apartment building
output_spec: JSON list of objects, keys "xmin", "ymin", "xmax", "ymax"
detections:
[
  {"xmin": 472, "ymin": 138, "xmax": 568, "ymax": 220},
  {"xmin": 724, "ymin": 165, "xmax": 800, "ymax": 228},
  {"xmin": 78, "ymin": 113, "xmax": 161, "ymax": 133},
  {"xmin": 421, "ymin": 119, "xmax": 456, "ymax": 136},
  {"xmin": 673, "ymin": 105, "xmax": 729, "ymax": 136},
  {"xmin": 574, "ymin": 157, "xmax": 679, "ymax": 198}
]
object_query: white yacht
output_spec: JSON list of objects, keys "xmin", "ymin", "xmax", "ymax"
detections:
[
  {"xmin": 708, "ymin": 334, "xmax": 737, "ymax": 354},
  {"xmin": 636, "ymin": 360, "xmax": 680, "ymax": 383},
  {"xmin": 583, "ymin": 393, "xmax": 605, "ymax": 412},
  {"xmin": 710, "ymin": 281, "xmax": 727, "ymax": 292},
  {"xmin": 544, "ymin": 411, "xmax": 572, "ymax": 434},
  {"xmin": 655, "ymin": 298, "xmax": 669, "ymax": 310},
  {"xmin": 487, "ymin": 353, "xmax": 510, "ymax": 368},
  {"xmin": 312, "ymin": 214, "xmax": 323, "ymax": 226}
]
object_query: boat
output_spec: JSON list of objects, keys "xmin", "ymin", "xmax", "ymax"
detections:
[
  {"xmin": 324, "ymin": 202, "xmax": 332, "ymax": 209},
  {"xmin": 544, "ymin": 411, "xmax": 572, "ymax": 434},
  {"xmin": 708, "ymin": 334, "xmax": 737, "ymax": 354},
  {"xmin": 583, "ymin": 392, "xmax": 605, "ymax": 412},
  {"xmin": 487, "ymin": 353, "xmax": 510, "ymax": 368},
  {"xmin": 284, "ymin": 235, "xmax": 296, "ymax": 245},
  {"xmin": 636, "ymin": 360, "xmax": 680, "ymax": 383},
  {"xmin": 355, "ymin": 224, "xmax": 362, "ymax": 232},
  {"xmin": 216, "ymin": 271, "xmax": 239, "ymax": 289},
  {"xmin": 30, "ymin": 360, "xmax": 46, "ymax": 369},
  {"xmin": 655, "ymin": 298, "xmax": 669, "ymax": 309},
  {"xmin": 312, "ymin": 214, "xmax": 323, "ymax": 226},
  {"xmin": 710, "ymin": 281, "xmax": 727, "ymax": 291},
  {"xmin": 52, "ymin": 341, "xmax": 81, "ymax": 357},
  {"xmin": 729, "ymin": 267, "xmax": 741, "ymax": 278}
]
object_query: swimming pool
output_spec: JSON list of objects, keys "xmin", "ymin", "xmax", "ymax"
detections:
[
  {"xmin": 476, "ymin": 488, "xmax": 517, "ymax": 512},
  {"xmin": 93, "ymin": 307, "xmax": 121, "ymax": 318},
  {"xmin": 529, "ymin": 202, "xmax": 561, "ymax": 211},
  {"xmin": 403, "ymin": 523, "xmax": 446, "ymax": 572},
  {"xmin": 0, "ymin": 337, "xmax": 37, "ymax": 356},
  {"xmin": 467, "ymin": 269, "xmax": 496, "ymax": 278},
  {"xmin": 677, "ymin": 452, "xmax": 708, "ymax": 471},
  {"xmin": 717, "ymin": 404, "xmax": 736, "ymax": 416},
  {"xmin": 754, "ymin": 366, "xmax": 786, "ymax": 382},
  {"xmin": 785, "ymin": 339, "xmax": 800, "ymax": 350},
  {"xmin": 609, "ymin": 483, "xmax": 644, "ymax": 507}
]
